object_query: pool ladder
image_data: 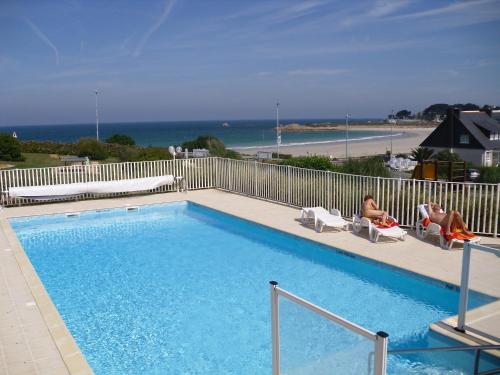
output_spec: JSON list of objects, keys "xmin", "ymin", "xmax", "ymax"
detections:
[{"xmin": 388, "ymin": 344, "xmax": 500, "ymax": 375}]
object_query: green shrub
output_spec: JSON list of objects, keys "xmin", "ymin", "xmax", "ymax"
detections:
[
  {"xmin": 341, "ymin": 157, "xmax": 391, "ymax": 177},
  {"xmin": 128, "ymin": 147, "xmax": 171, "ymax": 161},
  {"xmin": 281, "ymin": 156, "xmax": 334, "ymax": 171},
  {"xmin": 21, "ymin": 140, "xmax": 78, "ymax": 155},
  {"xmin": 272, "ymin": 152, "xmax": 292, "ymax": 159},
  {"xmin": 182, "ymin": 135, "xmax": 240, "ymax": 159},
  {"xmin": 76, "ymin": 138, "xmax": 108, "ymax": 160},
  {"xmin": 0, "ymin": 133, "xmax": 24, "ymax": 161},
  {"xmin": 106, "ymin": 134, "xmax": 135, "ymax": 146},
  {"xmin": 479, "ymin": 167, "xmax": 500, "ymax": 183},
  {"xmin": 435, "ymin": 150, "xmax": 462, "ymax": 162}
]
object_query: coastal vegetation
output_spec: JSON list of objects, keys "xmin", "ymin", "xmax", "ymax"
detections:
[
  {"xmin": 182, "ymin": 135, "xmax": 240, "ymax": 159},
  {"xmin": 280, "ymin": 155, "xmax": 391, "ymax": 177},
  {"xmin": 77, "ymin": 138, "xmax": 108, "ymax": 160},
  {"xmin": 106, "ymin": 134, "xmax": 136, "ymax": 146},
  {"xmin": 0, "ymin": 133, "xmax": 24, "ymax": 162}
]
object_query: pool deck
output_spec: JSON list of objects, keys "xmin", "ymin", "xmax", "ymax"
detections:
[{"xmin": 0, "ymin": 189, "xmax": 499, "ymax": 374}]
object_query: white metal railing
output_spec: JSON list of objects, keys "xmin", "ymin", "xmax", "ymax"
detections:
[
  {"xmin": 1, "ymin": 157, "xmax": 498, "ymax": 236},
  {"xmin": 457, "ymin": 241, "xmax": 500, "ymax": 340},
  {"xmin": 270, "ymin": 281, "xmax": 388, "ymax": 375},
  {"xmin": 0, "ymin": 158, "xmax": 216, "ymax": 206},
  {"xmin": 217, "ymin": 158, "xmax": 500, "ymax": 236}
]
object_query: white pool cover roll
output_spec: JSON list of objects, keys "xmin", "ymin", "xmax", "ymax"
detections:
[{"xmin": 8, "ymin": 175, "xmax": 176, "ymax": 199}]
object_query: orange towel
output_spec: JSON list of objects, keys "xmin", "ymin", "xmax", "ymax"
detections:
[{"xmin": 440, "ymin": 227, "xmax": 476, "ymax": 242}]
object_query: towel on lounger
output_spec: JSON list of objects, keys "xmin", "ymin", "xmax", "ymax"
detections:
[
  {"xmin": 372, "ymin": 217, "xmax": 399, "ymax": 229},
  {"xmin": 440, "ymin": 227, "xmax": 476, "ymax": 242}
]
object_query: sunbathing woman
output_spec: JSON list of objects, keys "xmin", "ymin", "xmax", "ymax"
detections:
[
  {"xmin": 428, "ymin": 202, "xmax": 473, "ymax": 237},
  {"xmin": 362, "ymin": 195, "xmax": 388, "ymax": 225}
]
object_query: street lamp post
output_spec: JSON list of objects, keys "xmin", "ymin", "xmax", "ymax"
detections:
[
  {"xmin": 390, "ymin": 109, "xmax": 394, "ymax": 156},
  {"xmin": 276, "ymin": 101, "xmax": 281, "ymax": 158},
  {"xmin": 345, "ymin": 113, "xmax": 351, "ymax": 159},
  {"xmin": 95, "ymin": 90, "xmax": 100, "ymax": 141}
]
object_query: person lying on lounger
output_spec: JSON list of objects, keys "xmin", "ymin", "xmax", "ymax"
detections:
[
  {"xmin": 427, "ymin": 202, "xmax": 473, "ymax": 237},
  {"xmin": 362, "ymin": 195, "xmax": 388, "ymax": 225}
]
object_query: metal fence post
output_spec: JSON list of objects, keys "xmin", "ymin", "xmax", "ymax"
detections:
[
  {"xmin": 457, "ymin": 240, "xmax": 472, "ymax": 332},
  {"xmin": 254, "ymin": 160, "xmax": 258, "ymax": 196},
  {"xmin": 376, "ymin": 176, "xmax": 380, "ymax": 203},
  {"xmin": 287, "ymin": 165, "xmax": 291, "ymax": 206},
  {"xmin": 270, "ymin": 281, "xmax": 280, "ymax": 375},
  {"xmin": 374, "ymin": 331, "xmax": 389, "ymax": 375},
  {"xmin": 495, "ymin": 184, "xmax": 499, "ymax": 238}
]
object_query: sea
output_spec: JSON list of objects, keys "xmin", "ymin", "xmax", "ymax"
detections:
[{"xmin": 1, "ymin": 119, "xmax": 393, "ymax": 149}]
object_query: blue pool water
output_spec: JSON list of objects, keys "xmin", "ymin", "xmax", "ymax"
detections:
[{"xmin": 10, "ymin": 202, "xmax": 499, "ymax": 374}]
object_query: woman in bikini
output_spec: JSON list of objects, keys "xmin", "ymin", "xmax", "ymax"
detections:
[
  {"xmin": 362, "ymin": 195, "xmax": 388, "ymax": 225},
  {"xmin": 428, "ymin": 202, "xmax": 473, "ymax": 237}
]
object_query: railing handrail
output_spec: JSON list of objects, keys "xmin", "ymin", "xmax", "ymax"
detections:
[{"xmin": 273, "ymin": 283, "xmax": 380, "ymax": 341}]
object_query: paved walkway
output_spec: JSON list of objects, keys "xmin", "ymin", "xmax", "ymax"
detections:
[{"xmin": 0, "ymin": 189, "xmax": 499, "ymax": 374}]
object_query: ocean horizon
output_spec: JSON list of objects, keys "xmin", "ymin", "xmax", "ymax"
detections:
[{"xmin": 1, "ymin": 118, "xmax": 391, "ymax": 149}]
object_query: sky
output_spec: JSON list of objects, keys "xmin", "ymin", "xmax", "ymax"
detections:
[{"xmin": 0, "ymin": 0, "xmax": 499, "ymax": 126}]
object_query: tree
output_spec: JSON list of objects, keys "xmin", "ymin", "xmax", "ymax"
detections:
[
  {"xmin": 422, "ymin": 104, "xmax": 449, "ymax": 120},
  {"xmin": 106, "ymin": 134, "xmax": 135, "ymax": 146},
  {"xmin": 409, "ymin": 147, "xmax": 434, "ymax": 163},
  {"xmin": 77, "ymin": 138, "xmax": 108, "ymax": 160},
  {"xmin": 0, "ymin": 133, "xmax": 24, "ymax": 161},
  {"xmin": 182, "ymin": 135, "xmax": 240, "ymax": 159},
  {"xmin": 396, "ymin": 110, "xmax": 411, "ymax": 119}
]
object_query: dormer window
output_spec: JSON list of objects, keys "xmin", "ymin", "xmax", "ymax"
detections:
[
  {"xmin": 460, "ymin": 134, "xmax": 470, "ymax": 144},
  {"xmin": 490, "ymin": 133, "xmax": 499, "ymax": 140}
]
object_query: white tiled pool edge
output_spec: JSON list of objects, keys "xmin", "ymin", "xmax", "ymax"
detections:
[{"xmin": 1, "ymin": 220, "xmax": 92, "ymax": 375}]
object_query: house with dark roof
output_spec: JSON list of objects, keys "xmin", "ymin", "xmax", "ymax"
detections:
[{"xmin": 420, "ymin": 108, "xmax": 500, "ymax": 166}]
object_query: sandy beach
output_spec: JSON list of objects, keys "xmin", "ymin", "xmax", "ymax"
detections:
[{"xmin": 233, "ymin": 126, "xmax": 435, "ymax": 158}]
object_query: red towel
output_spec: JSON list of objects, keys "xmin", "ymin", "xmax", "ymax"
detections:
[
  {"xmin": 421, "ymin": 217, "xmax": 431, "ymax": 228},
  {"xmin": 373, "ymin": 217, "xmax": 400, "ymax": 229}
]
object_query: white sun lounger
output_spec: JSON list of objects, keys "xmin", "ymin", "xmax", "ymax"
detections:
[
  {"xmin": 300, "ymin": 207, "xmax": 349, "ymax": 232},
  {"xmin": 316, "ymin": 209, "xmax": 349, "ymax": 232},
  {"xmin": 352, "ymin": 213, "xmax": 406, "ymax": 243},
  {"xmin": 8, "ymin": 175, "xmax": 179, "ymax": 200},
  {"xmin": 416, "ymin": 204, "xmax": 480, "ymax": 250}
]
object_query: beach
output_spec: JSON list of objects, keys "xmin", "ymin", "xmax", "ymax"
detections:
[{"xmin": 233, "ymin": 126, "xmax": 435, "ymax": 158}]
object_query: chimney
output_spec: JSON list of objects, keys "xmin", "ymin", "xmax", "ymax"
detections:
[{"xmin": 484, "ymin": 106, "xmax": 493, "ymax": 117}]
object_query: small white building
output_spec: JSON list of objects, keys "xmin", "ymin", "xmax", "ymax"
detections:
[
  {"xmin": 192, "ymin": 149, "xmax": 209, "ymax": 158},
  {"xmin": 256, "ymin": 151, "xmax": 274, "ymax": 160},
  {"xmin": 420, "ymin": 108, "xmax": 500, "ymax": 166}
]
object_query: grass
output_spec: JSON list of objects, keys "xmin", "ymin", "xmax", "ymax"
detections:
[{"xmin": 1, "ymin": 153, "xmax": 65, "ymax": 169}]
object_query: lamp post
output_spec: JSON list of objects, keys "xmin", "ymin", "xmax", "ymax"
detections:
[
  {"xmin": 390, "ymin": 109, "xmax": 394, "ymax": 156},
  {"xmin": 345, "ymin": 113, "xmax": 351, "ymax": 159},
  {"xmin": 276, "ymin": 101, "xmax": 281, "ymax": 158},
  {"xmin": 95, "ymin": 90, "xmax": 99, "ymax": 141}
]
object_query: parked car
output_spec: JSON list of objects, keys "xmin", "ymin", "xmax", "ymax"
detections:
[{"xmin": 467, "ymin": 169, "xmax": 480, "ymax": 181}]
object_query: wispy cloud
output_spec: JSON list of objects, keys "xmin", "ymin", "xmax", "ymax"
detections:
[
  {"xmin": 133, "ymin": 0, "xmax": 177, "ymax": 57},
  {"xmin": 25, "ymin": 18, "xmax": 60, "ymax": 65},
  {"xmin": 393, "ymin": 0, "xmax": 498, "ymax": 19},
  {"xmin": 288, "ymin": 68, "xmax": 350, "ymax": 76}
]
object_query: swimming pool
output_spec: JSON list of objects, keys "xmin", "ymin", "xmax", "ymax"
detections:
[{"xmin": 10, "ymin": 201, "xmax": 499, "ymax": 374}]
